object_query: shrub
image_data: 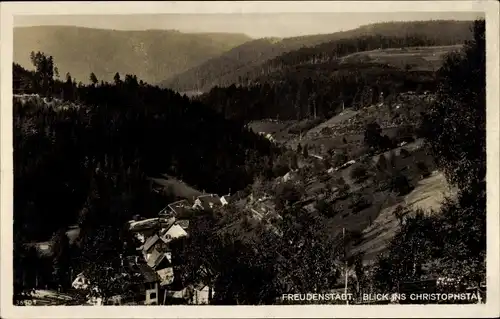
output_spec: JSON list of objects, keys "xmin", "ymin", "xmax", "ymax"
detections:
[
  {"xmin": 272, "ymin": 161, "xmax": 289, "ymax": 177},
  {"xmin": 321, "ymin": 127, "xmax": 333, "ymax": 135},
  {"xmin": 400, "ymin": 148, "xmax": 411, "ymax": 158},
  {"xmin": 315, "ymin": 199, "xmax": 338, "ymax": 218},
  {"xmin": 396, "ymin": 125, "xmax": 415, "ymax": 143},
  {"xmin": 375, "ymin": 172, "xmax": 392, "ymax": 191},
  {"xmin": 390, "ymin": 173, "xmax": 413, "ymax": 196},
  {"xmin": 349, "ymin": 194, "xmax": 372, "ymax": 213},
  {"xmin": 302, "ymin": 144, "xmax": 309, "ymax": 158},
  {"xmin": 393, "ymin": 205, "xmax": 407, "ymax": 223},
  {"xmin": 349, "ymin": 230, "xmax": 364, "ymax": 246},
  {"xmin": 350, "ymin": 164, "xmax": 369, "ymax": 183},
  {"xmin": 416, "ymin": 161, "xmax": 431, "ymax": 178},
  {"xmin": 379, "ymin": 135, "xmax": 395, "ymax": 151},
  {"xmin": 318, "ymin": 173, "xmax": 330, "ymax": 183},
  {"xmin": 364, "ymin": 122, "xmax": 394, "ymax": 151},
  {"xmin": 337, "ymin": 188, "xmax": 350, "ymax": 200},
  {"xmin": 312, "ymin": 158, "xmax": 326, "ymax": 173},
  {"xmin": 332, "ymin": 151, "xmax": 348, "ymax": 167},
  {"xmin": 335, "ymin": 177, "xmax": 347, "ymax": 186},
  {"xmin": 351, "ymin": 145, "xmax": 372, "ymax": 159},
  {"xmin": 364, "ymin": 122, "xmax": 382, "ymax": 149},
  {"xmin": 274, "ymin": 182, "xmax": 302, "ymax": 209},
  {"xmin": 387, "ymin": 151, "xmax": 397, "ymax": 170},
  {"xmin": 287, "ymin": 151, "xmax": 299, "ymax": 170},
  {"xmin": 376, "ymin": 155, "xmax": 388, "ymax": 171}
]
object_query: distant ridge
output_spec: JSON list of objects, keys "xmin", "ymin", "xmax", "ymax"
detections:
[
  {"xmin": 162, "ymin": 20, "xmax": 474, "ymax": 92},
  {"xmin": 14, "ymin": 25, "xmax": 252, "ymax": 84}
]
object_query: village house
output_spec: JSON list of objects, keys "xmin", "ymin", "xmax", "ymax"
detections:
[
  {"xmin": 191, "ymin": 282, "xmax": 211, "ymax": 305},
  {"xmin": 193, "ymin": 194, "xmax": 222, "ymax": 210},
  {"xmin": 124, "ymin": 193, "xmax": 233, "ymax": 305},
  {"xmin": 128, "ymin": 216, "xmax": 176, "ymax": 234},
  {"xmin": 128, "ymin": 216, "xmax": 177, "ymax": 246},
  {"xmin": 162, "ymin": 278, "xmax": 214, "ymax": 305},
  {"xmin": 135, "ymin": 263, "xmax": 161, "ymax": 305},
  {"xmin": 158, "ymin": 199, "xmax": 193, "ymax": 218},
  {"xmin": 220, "ymin": 193, "xmax": 233, "ymax": 206},
  {"xmin": 136, "ymin": 220, "xmax": 189, "ymax": 297},
  {"xmin": 137, "ymin": 219, "xmax": 178, "ymax": 262},
  {"xmin": 72, "ymin": 256, "xmax": 162, "ymax": 305},
  {"xmin": 121, "ymin": 257, "xmax": 162, "ymax": 305},
  {"xmin": 71, "ymin": 272, "xmax": 90, "ymax": 290}
]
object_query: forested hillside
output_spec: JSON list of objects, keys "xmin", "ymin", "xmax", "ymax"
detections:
[
  {"xmin": 14, "ymin": 26, "xmax": 251, "ymax": 85},
  {"xmin": 198, "ymin": 35, "xmax": 462, "ymax": 122},
  {"xmin": 13, "ymin": 57, "xmax": 280, "ymax": 243},
  {"xmin": 163, "ymin": 20, "xmax": 473, "ymax": 92}
]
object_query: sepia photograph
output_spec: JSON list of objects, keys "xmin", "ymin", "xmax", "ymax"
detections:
[{"xmin": 1, "ymin": 1, "xmax": 499, "ymax": 318}]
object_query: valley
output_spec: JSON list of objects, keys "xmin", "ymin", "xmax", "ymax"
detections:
[{"xmin": 12, "ymin": 18, "xmax": 486, "ymax": 306}]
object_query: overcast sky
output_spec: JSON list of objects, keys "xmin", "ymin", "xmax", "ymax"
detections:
[{"xmin": 14, "ymin": 12, "xmax": 483, "ymax": 38}]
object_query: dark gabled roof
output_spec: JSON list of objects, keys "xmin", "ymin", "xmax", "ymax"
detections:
[
  {"xmin": 143, "ymin": 234, "xmax": 160, "ymax": 252},
  {"xmin": 176, "ymin": 219, "xmax": 190, "ymax": 230},
  {"xmin": 147, "ymin": 249, "xmax": 171, "ymax": 269},
  {"xmin": 123, "ymin": 257, "xmax": 159, "ymax": 284},
  {"xmin": 195, "ymin": 194, "xmax": 222, "ymax": 210},
  {"xmin": 136, "ymin": 264, "xmax": 161, "ymax": 283},
  {"xmin": 128, "ymin": 217, "xmax": 175, "ymax": 233},
  {"xmin": 158, "ymin": 205, "xmax": 174, "ymax": 217},
  {"xmin": 167, "ymin": 199, "xmax": 193, "ymax": 217},
  {"xmin": 194, "ymin": 281, "xmax": 209, "ymax": 290}
]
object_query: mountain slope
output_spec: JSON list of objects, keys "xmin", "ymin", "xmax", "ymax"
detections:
[
  {"xmin": 14, "ymin": 26, "xmax": 251, "ymax": 84},
  {"xmin": 198, "ymin": 39, "xmax": 461, "ymax": 122},
  {"xmin": 162, "ymin": 20, "xmax": 474, "ymax": 92},
  {"xmin": 13, "ymin": 59, "xmax": 280, "ymax": 241}
]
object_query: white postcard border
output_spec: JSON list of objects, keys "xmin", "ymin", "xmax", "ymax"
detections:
[{"xmin": 1, "ymin": 1, "xmax": 499, "ymax": 318}]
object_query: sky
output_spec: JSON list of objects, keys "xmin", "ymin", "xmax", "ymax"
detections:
[{"xmin": 14, "ymin": 12, "xmax": 484, "ymax": 39}]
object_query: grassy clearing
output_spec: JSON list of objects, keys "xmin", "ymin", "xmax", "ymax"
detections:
[
  {"xmin": 340, "ymin": 45, "xmax": 463, "ymax": 71},
  {"xmin": 149, "ymin": 174, "xmax": 203, "ymax": 200},
  {"xmin": 246, "ymin": 120, "xmax": 293, "ymax": 135}
]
